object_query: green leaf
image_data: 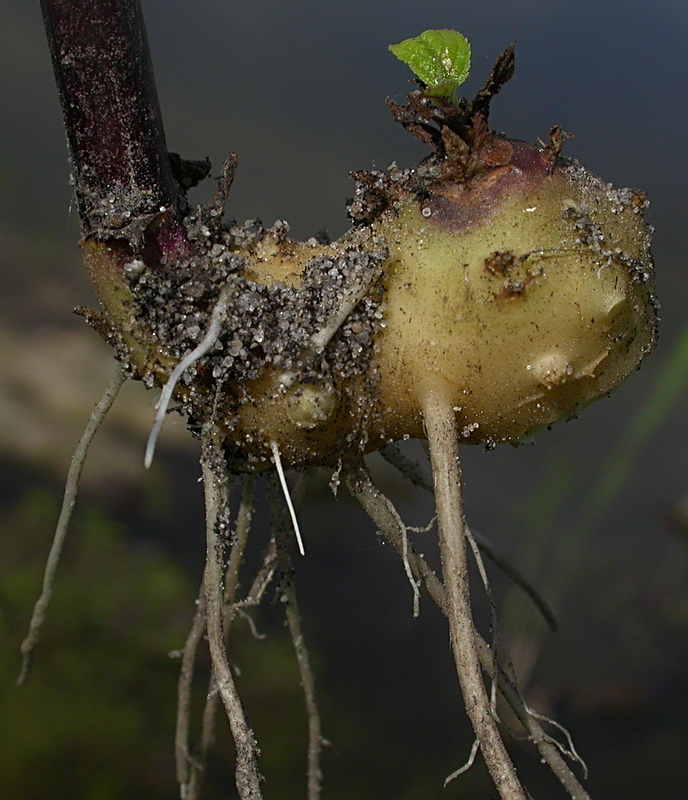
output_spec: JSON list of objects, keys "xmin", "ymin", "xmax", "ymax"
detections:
[{"xmin": 389, "ymin": 30, "xmax": 471, "ymax": 100}]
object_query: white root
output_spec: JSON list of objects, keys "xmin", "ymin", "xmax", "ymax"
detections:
[
  {"xmin": 18, "ymin": 361, "xmax": 126, "ymax": 685},
  {"xmin": 145, "ymin": 285, "xmax": 233, "ymax": 469},
  {"xmin": 270, "ymin": 440, "xmax": 305, "ymax": 556},
  {"xmin": 308, "ymin": 268, "xmax": 382, "ymax": 353},
  {"xmin": 276, "ymin": 261, "xmax": 384, "ymax": 394}
]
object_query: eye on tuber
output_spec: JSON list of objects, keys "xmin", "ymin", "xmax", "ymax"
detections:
[{"xmin": 79, "ymin": 31, "xmax": 657, "ymax": 473}]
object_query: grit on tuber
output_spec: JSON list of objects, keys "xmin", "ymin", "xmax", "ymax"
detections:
[{"xmin": 24, "ymin": 14, "xmax": 658, "ymax": 800}]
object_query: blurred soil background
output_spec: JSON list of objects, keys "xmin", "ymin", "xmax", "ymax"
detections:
[{"xmin": 2, "ymin": 1, "xmax": 688, "ymax": 798}]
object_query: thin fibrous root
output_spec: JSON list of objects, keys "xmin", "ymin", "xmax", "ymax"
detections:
[
  {"xmin": 236, "ymin": 608, "xmax": 267, "ymax": 640},
  {"xmin": 201, "ymin": 430, "xmax": 263, "ymax": 800},
  {"xmin": 344, "ymin": 462, "xmax": 591, "ymax": 800},
  {"xmin": 353, "ymin": 458, "xmax": 421, "ymax": 616},
  {"xmin": 278, "ymin": 262, "xmax": 385, "ymax": 393},
  {"xmin": 523, "ymin": 704, "xmax": 588, "ymax": 779},
  {"xmin": 176, "ymin": 475, "xmax": 258, "ymax": 800},
  {"xmin": 380, "ymin": 442, "xmax": 557, "ymax": 630},
  {"xmin": 267, "ymin": 476, "xmax": 323, "ymax": 800},
  {"xmin": 475, "ymin": 636, "xmax": 592, "ymax": 800},
  {"xmin": 379, "ymin": 443, "xmax": 434, "ymax": 491},
  {"xmin": 464, "ymin": 525, "xmax": 499, "ymax": 711},
  {"xmin": 345, "ymin": 463, "xmax": 440, "ymax": 616},
  {"xmin": 237, "ymin": 538, "xmax": 278, "ymax": 611},
  {"xmin": 145, "ymin": 284, "xmax": 233, "ymax": 469},
  {"xmin": 445, "ymin": 737, "xmax": 480, "ymax": 785},
  {"xmin": 18, "ymin": 361, "xmax": 126, "ymax": 685},
  {"xmin": 270, "ymin": 440, "xmax": 305, "ymax": 555},
  {"xmin": 175, "ymin": 576, "xmax": 209, "ymax": 796},
  {"xmin": 183, "ymin": 675, "xmax": 220, "ymax": 800},
  {"xmin": 225, "ymin": 475, "xmax": 258, "ymax": 608},
  {"xmin": 422, "ymin": 390, "xmax": 527, "ymax": 800},
  {"xmin": 206, "ymin": 535, "xmax": 277, "ymax": 794}
]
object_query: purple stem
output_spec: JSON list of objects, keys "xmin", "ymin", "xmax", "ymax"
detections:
[{"xmin": 41, "ymin": 0, "xmax": 190, "ymax": 257}]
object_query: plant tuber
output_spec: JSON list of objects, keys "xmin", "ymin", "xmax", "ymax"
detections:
[{"xmin": 80, "ymin": 38, "xmax": 656, "ymax": 471}]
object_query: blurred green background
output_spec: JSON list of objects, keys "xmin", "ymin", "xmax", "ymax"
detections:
[{"xmin": 2, "ymin": 1, "xmax": 688, "ymax": 798}]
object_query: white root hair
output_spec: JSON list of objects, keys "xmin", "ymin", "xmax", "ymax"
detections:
[
  {"xmin": 145, "ymin": 285, "xmax": 233, "ymax": 469},
  {"xmin": 270, "ymin": 440, "xmax": 305, "ymax": 556}
]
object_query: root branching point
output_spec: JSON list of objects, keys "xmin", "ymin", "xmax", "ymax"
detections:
[{"xmin": 380, "ymin": 442, "xmax": 557, "ymax": 630}]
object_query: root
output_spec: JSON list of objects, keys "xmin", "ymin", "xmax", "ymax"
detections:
[
  {"xmin": 345, "ymin": 462, "xmax": 591, "ymax": 800},
  {"xmin": 239, "ymin": 538, "xmax": 278, "ymax": 609},
  {"xmin": 283, "ymin": 589, "xmax": 323, "ymax": 800},
  {"xmin": 175, "ymin": 576, "xmax": 208, "ymax": 795},
  {"xmin": 270, "ymin": 440, "xmax": 305, "ymax": 555},
  {"xmin": 522, "ymin": 705, "xmax": 588, "ymax": 779},
  {"xmin": 225, "ymin": 475, "xmax": 258, "ymax": 606},
  {"xmin": 345, "ymin": 463, "xmax": 446, "ymax": 609},
  {"xmin": 445, "ymin": 737, "xmax": 480, "ymax": 785},
  {"xmin": 176, "ymin": 474, "xmax": 257, "ymax": 800},
  {"xmin": 379, "ymin": 443, "xmax": 434, "ymax": 492},
  {"xmin": 475, "ymin": 637, "xmax": 592, "ymax": 800},
  {"xmin": 267, "ymin": 476, "xmax": 323, "ymax": 800},
  {"xmin": 185, "ymin": 535, "xmax": 278, "ymax": 800},
  {"xmin": 201, "ymin": 430, "xmax": 263, "ymax": 800},
  {"xmin": 18, "ymin": 361, "xmax": 126, "ymax": 685},
  {"xmin": 347, "ymin": 461, "xmax": 421, "ymax": 615},
  {"xmin": 464, "ymin": 524, "xmax": 500, "ymax": 721},
  {"xmin": 472, "ymin": 527, "xmax": 557, "ymax": 631},
  {"xmin": 183, "ymin": 678, "xmax": 220, "ymax": 800},
  {"xmin": 422, "ymin": 391, "xmax": 526, "ymax": 800},
  {"xmin": 308, "ymin": 264, "xmax": 383, "ymax": 354},
  {"xmin": 145, "ymin": 285, "xmax": 233, "ymax": 469},
  {"xmin": 380, "ymin": 442, "xmax": 557, "ymax": 630}
]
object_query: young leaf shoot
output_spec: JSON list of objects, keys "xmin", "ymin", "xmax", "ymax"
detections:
[{"xmin": 389, "ymin": 29, "xmax": 471, "ymax": 101}]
